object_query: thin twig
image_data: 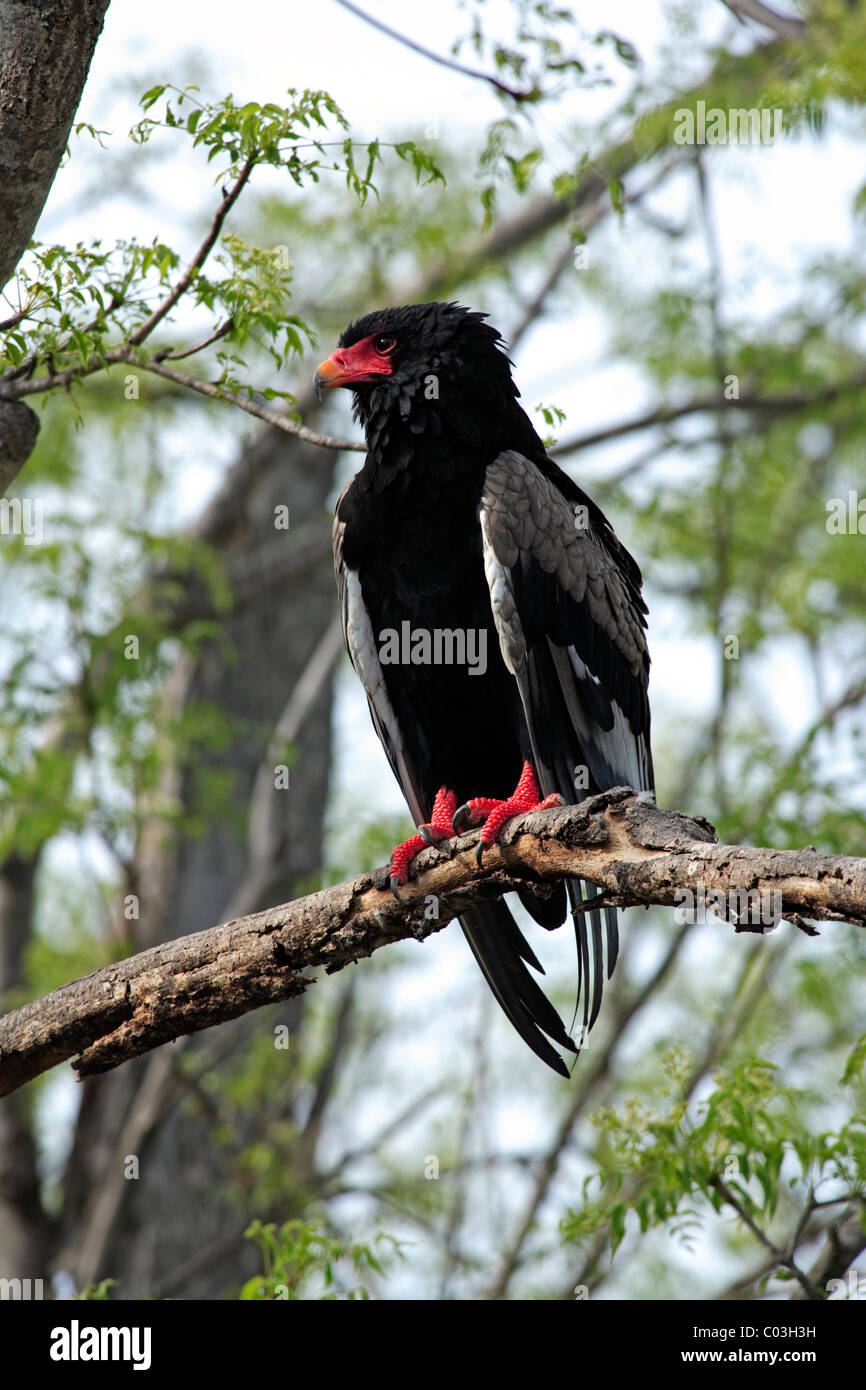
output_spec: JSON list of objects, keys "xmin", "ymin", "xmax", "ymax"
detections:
[
  {"xmin": 0, "ymin": 305, "xmax": 34, "ymax": 334},
  {"xmin": 710, "ymin": 1177, "xmax": 819, "ymax": 1299},
  {"xmin": 550, "ymin": 369, "xmax": 866, "ymax": 458},
  {"xmin": 1, "ymin": 343, "xmax": 363, "ymax": 450},
  {"xmin": 509, "ymin": 154, "xmax": 690, "ymax": 354},
  {"xmin": 154, "ymin": 318, "xmax": 234, "ymax": 362},
  {"xmin": 332, "ymin": 0, "xmax": 541, "ymax": 102},
  {"xmin": 720, "ymin": 0, "xmax": 806, "ymax": 39},
  {"xmin": 135, "ymin": 354, "xmax": 364, "ymax": 450},
  {"xmin": 128, "ymin": 157, "xmax": 256, "ymax": 347}
]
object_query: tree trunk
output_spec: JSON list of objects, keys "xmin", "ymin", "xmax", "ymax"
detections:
[{"xmin": 54, "ymin": 421, "xmax": 338, "ymax": 1298}]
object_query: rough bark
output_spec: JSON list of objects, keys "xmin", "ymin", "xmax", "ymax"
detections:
[
  {"xmin": 0, "ymin": 399, "xmax": 39, "ymax": 492},
  {"xmin": 0, "ymin": 851, "xmax": 56, "ymax": 1280},
  {"xmin": 3, "ymin": 789, "xmax": 864, "ymax": 1099},
  {"xmin": 0, "ymin": 0, "xmax": 111, "ymax": 292},
  {"xmin": 0, "ymin": 0, "xmax": 111, "ymax": 482}
]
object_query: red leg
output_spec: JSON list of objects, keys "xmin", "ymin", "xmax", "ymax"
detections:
[
  {"xmin": 389, "ymin": 785, "xmax": 458, "ymax": 898},
  {"xmin": 452, "ymin": 761, "xmax": 564, "ymax": 865}
]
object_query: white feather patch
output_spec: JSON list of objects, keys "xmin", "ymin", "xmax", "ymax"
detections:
[
  {"xmin": 344, "ymin": 570, "xmax": 401, "ymax": 746},
  {"xmin": 480, "ymin": 507, "xmax": 525, "ymax": 676}
]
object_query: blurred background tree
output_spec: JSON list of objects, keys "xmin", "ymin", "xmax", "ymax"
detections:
[{"xmin": 0, "ymin": 0, "xmax": 864, "ymax": 1300}]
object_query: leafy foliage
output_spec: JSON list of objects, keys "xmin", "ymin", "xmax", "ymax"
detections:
[
  {"xmin": 563, "ymin": 1051, "xmax": 866, "ymax": 1296},
  {"xmin": 0, "ymin": 85, "xmax": 442, "ymax": 406},
  {"xmin": 240, "ymin": 1219, "xmax": 400, "ymax": 1300}
]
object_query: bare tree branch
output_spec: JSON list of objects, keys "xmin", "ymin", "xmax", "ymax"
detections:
[
  {"xmin": 128, "ymin": 159, "xmax": 255, "ymax": 347},
  {"xmin": 550, "ymin": 370, "xmax": 866, "ymax": 459},
  {"xmin": 1, "ymin": 347, "xmax": 365, "ymax": 451},
  {"xmin": 710, "ymin": 1175, "xmax": 819, "ymax": 1299},
  {"xmin": 332, "ymin": 0, "xmax": 541, "ymax": 103},
  {"xmin": 61, "ymin": 1046, "xmax": 182, "ymax": 1288},
  {"xmin": 791, "ymin": 1203, "xmax": 866, "ymax": 1298},
  {"xmin": 1, "ymin": 789, "xmax": 864, "ymax": 1099},
  {"xmin": 720, "ymin": 0, "xmax": 807, "ymax": 40},
  {"xmin": 120, "ymin": 354, "xmax": 365, "ymax": 451},
  {"xmin": 154, "ymin": 319, "xmax": 234, "ymax": 362},
  {"xmin": 507, "ymin": 155, "xmax": 690, "ymax": 353}
]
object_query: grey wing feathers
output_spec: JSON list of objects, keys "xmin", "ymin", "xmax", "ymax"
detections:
[
  {"xmin": 480, "ymin": 449, "xmax": 654, "ymax": 1036},
  {"xmin": 480, "ymin": 449, "xmax": 652, "ymax": 798}
]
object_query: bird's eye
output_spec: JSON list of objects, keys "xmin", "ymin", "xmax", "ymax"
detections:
[{"xmin": 374, "ymin": 334, "xmax": 396, "ymax": 354}]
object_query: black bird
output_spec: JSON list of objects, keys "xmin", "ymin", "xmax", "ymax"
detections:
[{"xmin": 315, "ymin": 302, "xmax": 653, "ymax": 1075}]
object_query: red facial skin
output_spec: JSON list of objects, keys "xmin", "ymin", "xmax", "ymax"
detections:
[{"xmin": 314, "ymin": 332, "xmax": 395, "ymax": 390}]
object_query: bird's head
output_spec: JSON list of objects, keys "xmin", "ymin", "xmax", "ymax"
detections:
[{"xmin": 314, "ymin": 301, "xmax": 521, "ymax": 444}]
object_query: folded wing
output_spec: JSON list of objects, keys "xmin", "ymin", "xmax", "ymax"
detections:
[{"xmin": 479, "ymin": 448, "xmax": 654, "ymax": 1034}]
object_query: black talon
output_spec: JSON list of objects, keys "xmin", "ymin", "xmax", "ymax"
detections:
[
  {"xmin": 452, "ymin": 803, "xmax": 474, "ymax": 835},
  {"xmin": 418, "ymin": 824, "xmax": 436, "ymax": 846},
  {"xmin": 475, "ymin": 839, "xmax": 487, "ymax": 867},
  {"xmin": 389, "ymin": 875, "xmax": 403, "ymax": 902}
]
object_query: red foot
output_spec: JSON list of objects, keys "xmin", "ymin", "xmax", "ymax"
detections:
[
  {"xmin": 389, "ymin": 786, "xmax": 458, "ymax": 898},
  {"xmin": 452, "ymin": 761, "xmax": 564, "ymax": 865}
]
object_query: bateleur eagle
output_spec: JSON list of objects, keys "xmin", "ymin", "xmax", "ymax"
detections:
[{"xmin": 315, "ymin": 301, "xmax": 653, "ymax": 1076}]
